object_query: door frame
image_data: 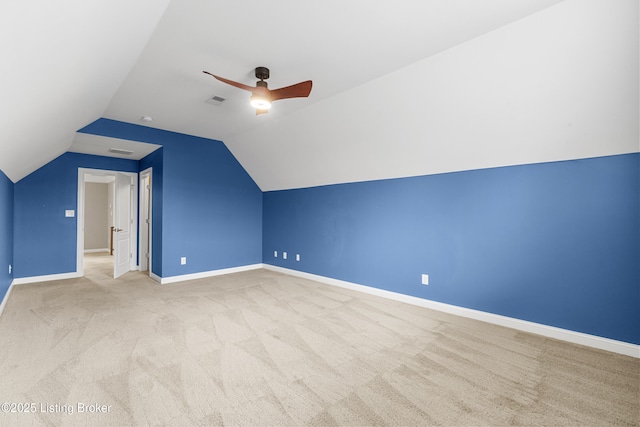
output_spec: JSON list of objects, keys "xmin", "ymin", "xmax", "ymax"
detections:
[
  {"xmin": 77, "ymin": 168, "xmax": 138, "ymax": 277},
  {"xmin": 139, "ymin": 167, "xmax": 152, "ymax": 274}
]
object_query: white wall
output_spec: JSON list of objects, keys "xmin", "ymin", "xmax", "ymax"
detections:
[
  {"xmin": 84, "ymin": 183, "xmax": 109, "ymax": 251},
  {"xmin": 108, "ymin": 181, "xmax": 114, "ymax": 233}
]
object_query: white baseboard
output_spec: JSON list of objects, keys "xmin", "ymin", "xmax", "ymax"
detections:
[
  {"xmin": 0, "ymin": 279, "xmax": 15, "ymax": 317},
  {"xmin": 149, "ymin": 271, "xmax": 162, "ymax": 283},
  {"xmin": 12, "ymin": 271, "xmax": 81, "ymax": 285},
  {"xmin": 84, "ymin": 248, "xmax": 109, "ymax": 253},
  {"xmin": 153, "ymin": 263, "xmax": 264, "ymax": 285},
  {"xmin": 263, "ymin": 264, "xmax": 639, "ymax": 359}
]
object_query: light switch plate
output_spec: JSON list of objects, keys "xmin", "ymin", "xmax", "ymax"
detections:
[{"xmin": 65, "ymin": 210, "xmax": 75, "ymax": 217}]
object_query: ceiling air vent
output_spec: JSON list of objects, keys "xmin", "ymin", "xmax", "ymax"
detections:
[
  {"xmin": 206, "ymin": 95, "xmax": 226, "ymax": 105},
  {"xmin": 108, "ymin": 148, "xmax": 134, "ymax": 156}
]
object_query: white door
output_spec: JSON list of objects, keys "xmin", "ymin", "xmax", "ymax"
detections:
[
  {"xmin": 140, "ymin": 174, "xmax": 151, "ymax": 272},
  {"xmin": 114, "ymin": 173, "xmax": 132, "ymax": 278}
]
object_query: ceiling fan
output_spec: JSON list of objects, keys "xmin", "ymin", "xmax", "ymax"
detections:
[{"xmin": 203, "ymin": 66, "xmax": 312, "ymax": 115}]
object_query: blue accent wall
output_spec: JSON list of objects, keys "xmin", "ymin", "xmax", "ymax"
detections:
[
  {"xmin": 13, "ymin": 153, "xmax": 139, "ymax": 278},
  {"xmin": 80, "ymin": 119, "xmax": 262, "ymax": 278},
  {"xmin": 0, "ymin": 169, "xmax": 13, "ymax": 301},
  {"xmin": 263, "ymin": 153, "xmax": 640, "ymax": 345},
  {"xmin": 9, "ymin": 117, "xmax": 637, "ymax": 346}
]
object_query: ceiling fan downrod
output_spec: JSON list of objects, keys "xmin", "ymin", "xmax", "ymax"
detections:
[{"xmin": 255, "ymin": 66, "xmax": 270, "ymax": 81}]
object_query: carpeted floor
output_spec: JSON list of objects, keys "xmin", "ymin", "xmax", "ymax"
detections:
[{"xmin": 0, "ymin": 253, "xmax": 637, "ymax": 426}]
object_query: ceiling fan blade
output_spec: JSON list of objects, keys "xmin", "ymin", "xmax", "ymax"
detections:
[
  {"xmin": 255, "ymin": 108, "xmax": 269, "ymax": 116},
  {"xmin": 203, "ymin": 71, "xmax": 255, "ymax": 92},
  {"xmin": 269, "ymin": 80, "xmax": 312, "ymax": 101}
]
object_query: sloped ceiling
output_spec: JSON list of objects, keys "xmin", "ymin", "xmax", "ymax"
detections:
[
  {"xmin": 0, "ymin": 0, "xmax": 171, "ymax": 182},
  {"xmin": 229, "ymin": 0, "xmax": 639, "ymax": 190},
  {"xmin": 1, "ymin": 0, "xmax": 637, "ymax": 189}
]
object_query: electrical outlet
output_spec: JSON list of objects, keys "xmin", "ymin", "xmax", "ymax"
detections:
[
  {"xmin": 8, "ymin": 264, "xmax": 11, "ymax": 274},
  {"xmin": 421, "ymin": 274, "xmax": 429, "ymax": 285},
  {"xmin": 274, "ymin": 251, "xmax": 278, "ymax": 258},
  {"xmin": 296, "ymin": 254, "xmax": 300, "ymax": 262},
  {"xmin": 283, "ymin": 252, "xmax": 287, "ymax": 260},
  {"xmin": 181, "ymin": 257, "xmax": 187, "ymax": 265}
]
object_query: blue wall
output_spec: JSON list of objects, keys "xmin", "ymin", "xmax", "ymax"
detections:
[
  {"xmin": 263, "ymin": 153, "xmax": 640, "ymax": 345},
  {"xmin": 9, "ymin": 117, "xmax": 638, "ymax": 346},
  {"xmin": 13, "ymin": 153, "xmax": 139, "ymax": 278},
  {"xmin": 0, "ymin": 169, "xmax": 13, "ymax": 302},
  {"xmin": 80, "ymin": 119, "xmax": 262, "ymax": 278}
]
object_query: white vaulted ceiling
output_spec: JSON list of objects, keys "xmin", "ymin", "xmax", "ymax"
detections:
[
  {"xmin": 0, "ymin": 0, "xmax": 171, "ymax": 182},
  {"xmin": 1, "ymin": 0, "xmax": 638, "ymax": 189}
]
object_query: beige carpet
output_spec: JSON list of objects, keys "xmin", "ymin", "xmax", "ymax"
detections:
[{"xmin": 0, "ymin": 253, "xmax": 637, "ymax": 426}]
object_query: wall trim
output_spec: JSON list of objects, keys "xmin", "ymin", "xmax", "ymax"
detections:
[
  {"xmin": 0, "ymin": 279, "xmax": 15, "ymax": 317},
  {"xmin": 78, "ymin": 168, "xmax": 139, "ymax": 278},
  {"xmin": 12, "ymin": 272, "xmax": 80, "ymax": 285},
  {"xmin": 152, "ymin": 263, "xmax": 264, "ymax": 285},
  {"xmin": 263, "ymin": 264, "xmax": 640, "ymax": 359},
  {"xmin": 84, "ymin": 248, "xmax": 109, "ymax": 254}
]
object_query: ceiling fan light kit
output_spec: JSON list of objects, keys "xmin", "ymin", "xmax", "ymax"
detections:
[
  {"xmin": 250, "ymin": 93, "xmax": 272, "ymax": 110},
  {"xmin": 203, "ymin": 66, "xmax": 312, "ymax": 115}
]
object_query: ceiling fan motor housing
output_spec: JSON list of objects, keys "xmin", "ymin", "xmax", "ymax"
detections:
[{"xmin": 255, "ymin": 66, "xmax": 270, "ymax": 80}]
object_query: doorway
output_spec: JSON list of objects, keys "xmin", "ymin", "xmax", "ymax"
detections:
[
  {"xmin": 77, "ymin": 168, "xmax": 139, "ymax": 278},
  {"xmin": 139, "ymin": 168, "xmax": 152, "ymax": 274}
]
